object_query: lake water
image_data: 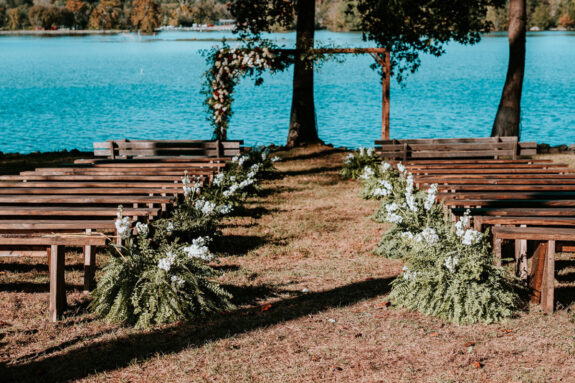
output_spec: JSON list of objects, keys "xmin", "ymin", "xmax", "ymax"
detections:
[{"xmin": 0, "ymin": 31, "xmax": 574, "ymax": 153}]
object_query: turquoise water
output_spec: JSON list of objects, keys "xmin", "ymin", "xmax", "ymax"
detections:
[{"xmin": 0, "ymin": 31, "xmax": 574, "ymax": 153}]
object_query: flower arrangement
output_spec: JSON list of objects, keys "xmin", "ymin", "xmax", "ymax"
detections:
[
  {"xmin": 91, "ymin": 146, "xmax": 281, "ymax": 328},
  {"xmin": 340, "ymin": 146, "xmax": 380, "ymax": 179},
  {"xmin": 347, "ymin": 152, "xmax": 523, "ymax": 324},
  {"xmin": 203, "ymin": 40, "xmax": 291, "ymax": 140}
]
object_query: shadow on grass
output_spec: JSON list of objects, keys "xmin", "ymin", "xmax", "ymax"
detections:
[
  {"xmin": 0, "ymin": 263, "xmax": 84, "ymax": 273},
  {"xmin": 223, "ymin": 283, "xmax": 292, "ymax": 306},
  {"xmin": 230, "ymin": 205, "xmax": 279, "ymax": 218},
  {"xmin": 554, "ymin": 259, "xmax": 575, "ymax": 307},
  {"xmin": 0, "ymin": 282, "xmax": 83, "ymax": 293},
  {"xmin": 282, "ymin": 166, "xmax": 343, "ymax": 178},
  {"xmin": 0, "ymin": 277, "xmax": 393, "ymax": 383},
  {"xmin": 211, "ymin": 234, "xmax": 271, "ymax": 257},
  {"xmin": 281, "ymin": 148, "xmax": 344, "ymax": 162}
]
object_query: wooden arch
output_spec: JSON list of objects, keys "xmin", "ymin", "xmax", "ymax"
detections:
[{"xmin": 279, "ymin": 47, "xmax": 391, "ymax": 139}]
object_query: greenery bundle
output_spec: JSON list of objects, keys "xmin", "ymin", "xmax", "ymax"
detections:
[
  {"xmin": 339, "ymin": 147, "xmax": 380, "ymax": 179},
  {"xmin": 91, "ymin": 146, "xmax": 280, "ymax": 328},
  {"xmin": 343, "ymin": 149, "xmax": 523, "ymax": 324}
]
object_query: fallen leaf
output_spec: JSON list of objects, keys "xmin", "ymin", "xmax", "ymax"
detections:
[
  {"xmin": 261, "ymin": 304, "xmax": 272, "ymax": 312},
  {"xmin": 501, "ymin": 329, "xmax": 512, "ymax": 333},
  {"xmin": 429, "ymin": 332, "xmax": 439, "ymax": 337},
  {"xmin": 380, "ymin": 301, "xmax": 391, "ymax": 308},
  {"xmin": 464, "ymin": 342, "xmax": 475, "ymax": 347},
  {"xmin": 334, "ymin": 366, "xmax": 343, "ymax": 371},
  {"xmin": 472, "ymin": 361, "xmax": 483, "ymax": 369},
  {"xmin": 354, "ymin": 333, "xmax": 363, "ymax": 338}
]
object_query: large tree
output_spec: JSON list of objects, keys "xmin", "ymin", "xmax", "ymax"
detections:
[
  {"xmin": 130, "ymin": 0, "xmax": 161, "ymax": 32},
  {"xmin": 491, "ymin": 0, "xmax": 526, "ymax": 137},
  {"xmin": 230, "ymin": 0, "xmax": 505, "ymax": 146}
]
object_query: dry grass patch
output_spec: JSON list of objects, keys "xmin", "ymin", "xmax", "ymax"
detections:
[{"xmin": 1, "ymin": 146, "xmax": 575, "ymax": 382}]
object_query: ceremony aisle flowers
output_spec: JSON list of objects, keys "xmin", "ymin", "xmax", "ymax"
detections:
[
  {"xmin": 342, "ymin": 148, "xmax": 522, "ymax": 324},
  {"xmin": 91, "ymin": 146, "xmax": 281, "ymax": 329}
]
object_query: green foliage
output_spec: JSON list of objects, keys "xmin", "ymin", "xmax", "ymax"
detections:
[
  {"xmin": 351, "ymin": 156, "xmax": 523, "ymax": 324},
  {"xmin": 91, "ymin": 146, "xmax": 280, "ymax": 329},
  {"xmin": 90, "ymin": 234, "xmax": 233, "ymax": 329},
  {"xmin": 339, "ymin": 147, "xmax": 379, "ymax": 179},
  {"xmin": 130, "ymin": 0, "xmax": 161, "ymax": 32}
]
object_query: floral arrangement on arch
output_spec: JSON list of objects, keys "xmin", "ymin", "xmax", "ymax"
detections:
[
  {"xmin": 203, "ymin": 40, "xmax": 291, "ymax": 140},
  {"xmin": 342, "ymin": 149, "xmax": 523, "ymax": 324}
]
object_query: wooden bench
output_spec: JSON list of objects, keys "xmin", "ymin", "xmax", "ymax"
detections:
[
  {"xmin": 492, "ymin": 226, "xmax": 575, "ymax": 313},
  {"xmin": 0, "ymin": 233, "xmax": 108, "ymax": 321},
  {"xmin": 374, "ymin": 137, "xmax": 537, "ymax": 161},
  {"xmin": 93, "ymin": 139, "xmax": 244, "ymax": 159}
]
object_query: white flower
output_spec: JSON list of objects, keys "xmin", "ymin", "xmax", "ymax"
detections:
[
  {"xmin": 213, "ymin": 173, "xmax": 225, "ymax": 186},
  {"xmin": 386, "ymin": 212, "xmax": 403, "ymax": 224},
  {"xmin": 166, "ymin": 221, "xmax": 174, "ymax": 232},
  {"xmin": 385, "ymin": 202, "xmax": 399, "ymax": 212},
  {"xmin": 271, "ymin": 156, "xmax": 280, "ymax": 162},
  {"xmin": 344, "ymin": 153, "xmax": 354, "ymax": 164},
  {"xmin": 170, "ymin": 275, "xmax": 185, "ymax": 289},
  {"xmin": 238, "ymin": 179, "xmax": 253, "ymax": 189},
  {"xmin": 358, "ymin": 147, "xmax": 366, "ymax": 156},
  {"xmin": 158, "ymin": 251, "xmax": 176, "ymax": 272},
  {"xmin": 397, "ymin": 162, "xmax": 406, "ymax": 174},
  {"xmin": 406, "ymin": 193, "xmax": 418, "ymax": 212},
  {"xmin": 135, "ymin": 222, "xmax": 149, "ymax": 237},
  {"xmin": 195, "ymin": 199, "xmax": 217, "ymax": 216},
  {"xmin": 231, "ymin": 155, "xmax": 240, "ymax": 163},
  {"xmin": 455, "ymin": 216, "xmax": 471, "ymax": 237},
  {"xmin": 400, "ymin": 231, "xmax": 414, "ymax": 239},
  {"xmin": 402, "ymin": 266, "xmax": 418, "ymax": 280},
  {"xmin": 183, "ymin": 237, "xmax": 214, "ymax": 262},
  {"xmin": 217, "ymin": 204, "xmax": 233, "ymax": 215},
  {"xmin": 415, "ymin": 227, "xmax": 439, "ymax": 245},
  {"xmin": 367, "ymin": 147, "xmax": 375, "ymax": 157},
  {"xmin": 372, "ymin": 179, "xmax": 393, "ymax": 198},
  {"xmin": 445, "ymin": 256, "xmax": 459, "ymax": 273},
  {"xmin": 359, "ymin": 166, "xmax": 375, "ymax": 180},
  {"xmin": 115, "ymin": 209, "xmax": 131, "ymax": 239},
  {"xmin": 381, "ymin": 162, "xmax": 392, "ymax": 172},
  {"xmin": 249, "ymin": 164, "xmax": 260, "ymax": 173},
  {"xmin": 237, "ymin": 156, "xmax": 247, "ymax": 167},
  {"xmin": 462, "ymin": 229, "xmax": 482, "ymax": 246},
  {"xmin": 223, "ymin": 184, "xmax": 240, "ymax": 197},
  {"xmin": 424, "ymin": 184, "xmax": 438, "ymax": 211}
]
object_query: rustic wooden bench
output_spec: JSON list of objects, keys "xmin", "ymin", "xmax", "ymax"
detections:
[
  {"xmin": 374, "ymin": 137, "xmax": 537, "ymax": 161},
  {"xmin": 0, "ymin": 233, "xmax": 108, "ymax": 321},
  {"xmin": 492, "ymin": 226, "xmax": 575, "ymax": 313},
  {"xmin": 93, "ymin": 139, "xmax": 244, "ymax": 159}
]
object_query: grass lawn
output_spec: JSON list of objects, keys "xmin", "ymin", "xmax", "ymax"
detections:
[{"xmin": 1, "ymin": 145, "xmax": 575, "ymax": 382}]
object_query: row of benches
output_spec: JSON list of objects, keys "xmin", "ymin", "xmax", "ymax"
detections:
[
  {"xmin": 0, "ymin": 139, "xmax": 243, "ymax": 321},
  {"xmin": 375, "ymin": 137, "xmax": 572, "ymax": 313}
]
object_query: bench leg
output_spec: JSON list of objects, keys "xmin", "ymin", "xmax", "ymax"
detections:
[
  {"xmin": 49, "ymin": 244, "xmax": 66, "ymax": 322},
  {"xmin": 515, "ymin": 238, "xmax": 528, "ymax": 281},
  {"xmin": 529, "ymin": 242, "xmax": 548, "ymax": 303},
  {"xmin": 493, "ymin": 238, "xmax": 502, "ymax": 267},
  {"xmin": 84, "ymin": 229, "xmax": 96, "ymax": 292},
  {"xmin": 541, "ymin": 240, "xmax": 556, "ymax": 314}
]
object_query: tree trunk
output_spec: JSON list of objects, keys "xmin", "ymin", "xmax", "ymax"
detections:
[
  {"xmin": 287, "ymin": 0, "xmax": 321, "ymax": 147},
  {"xmin": 491, "ymin": 0, "xmax": 526, "ymax": 137}
]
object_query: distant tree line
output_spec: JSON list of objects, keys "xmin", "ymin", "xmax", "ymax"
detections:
[{"xmin": 0, "ymin": 0, "xmax": 231, "ymax": 32}]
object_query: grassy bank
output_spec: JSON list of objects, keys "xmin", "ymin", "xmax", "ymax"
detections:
[{"xmin": 1, "ymin": 145, "xmax": 575, "ymax": 382}]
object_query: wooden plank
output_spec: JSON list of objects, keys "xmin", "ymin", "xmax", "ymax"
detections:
[
  {"xmin": 0, "ymin": 187, "xmax": 182, "ymax": 195},
  {"xmin": 475, "ymin": 216, "xmax": 575, "ymax": 227},
  {"xmin": 0, "ymin": 234, "xmax": 108, "ymax": 246},
  {"xmin": 410, "ymin": 168, "xmax": 574, "ymax": 174},
  {"xmin": 0, "ymin": 220, "xmax": 117, "ymax": 230},
  {"xmin": 407, "ymin": 164, "xmax": 568, "ymax": 169},
  {"xmin": 20, "ymin": 170, "xmax": 213, "ymax": 176},
  {"xmin": 0, "ymin": 182, "xmax": 186, "ymax": 188},
  {"xmin": 440, "ymin": 191, "xmax": 575, "ymax": 200},
  {"xmin": 0, "ymin": 195, "xmax": 172, "ymax": 204},
  {"xmin": 0, "ymin": 206, "xmax": 158, "ymax": 217},
  {"xmin": 492, "ymin": 226, "xmax": 575, "ymax": 241},
  {"xmin": 0, "ymin": 175, "xmax": 193, "ymax": 181},
  {"xmin": 375, "ymin": 137, "xmax": 517, "ymax": 145},
  {"xmin": 529, "ymin": 242, "xmax": 548, "ymax": 303},
  {"xmin": 49, "ymin": 244, "xmax": 65, "ymax": 322},
  {"xmin": 415, "ymin": 174, "xmax": 575, "ymax": 180},
  {"xmin": 403, "ymin": 159, "xmax": 552, "ymax": 164},
  {"xmin": 439, "ymin": 185, "xmax": 575, "ymax": 192},
  {"xmin": 542, "ymin": 240, "xmax": 556, "ymax": 313},
  {"xmin": 451, "ymin": 208, "xmax": 575, "ymax": 217},
  {"xmin": 430, "ymin": 179, "xmax": 575, "ymax": 186},
  {"xmin": 445, "ymin": 199, "xmax": 575, "ymax": 208}
]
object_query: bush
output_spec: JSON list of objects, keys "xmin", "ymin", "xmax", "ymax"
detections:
[
  {"xmin": 91, "ymin": 146, "xmax": 281, "ymax": 328},
  {"xmin": 340, "ymin": 147, "xmax": 380, "ymax": 179},
  {"xmin": 352, "ymin": 157, "xmax": 523, "ymax": 324}
]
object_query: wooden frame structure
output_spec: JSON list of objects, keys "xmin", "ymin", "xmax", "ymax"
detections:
[{"xmin": 282, "ymin": 48, "xmax": 391, "ymax": 140}]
